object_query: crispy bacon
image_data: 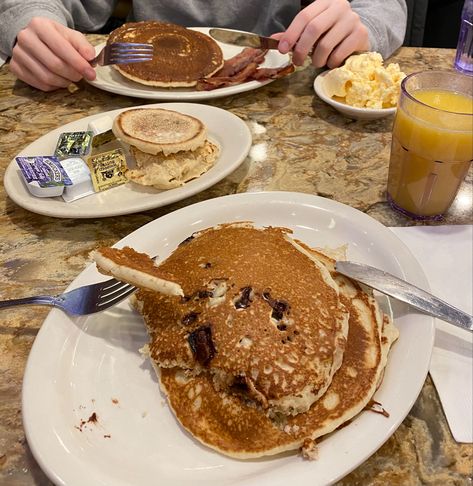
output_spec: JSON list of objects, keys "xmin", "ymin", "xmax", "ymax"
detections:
[
  {"xmin": 196, "ymin": 47, "xmax": 294, "ymax": 91},
  {"xmin": 196, "ymin": 62, "xmax": 259, "ymax": 90},
  {"xmin": 250, "ymin": 64, "xmax": 295, "ymax": 80},
  {"xmin": 215, "ymin": 47, "xmax": 268, "ymax": 77}
]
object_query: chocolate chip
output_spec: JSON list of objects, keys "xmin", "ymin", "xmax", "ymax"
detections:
[
  {"xmin": 188, "ymin": 325, "xmax": 216, "ymax": 366},
  {"xmin": 231, "ymin": 375, "xmax": 248, "ymax": 392},
  {"xmin": 277, "ymin": 323, "xmax": 287, "ymax": 331},
  {"xmin": 181, "ymin": 312, "xmax": 199, "ymax": 326},
  {"xmin": 271, "ymin": 300, "xmax": 288, "ymax": 320},
  {"xmin": 262, "ymin": 290, "xmax": 289, "ymax": 320},
  {"xmin": 180, "ymin": 295, "xmax": 191, "ymax": 303},
  {"xmin": 234, "ymin": 286, "xmax": 252, "ymax": 309},
  {"xmin": 204, "ymin": 262, "xmax": 212, "ymax": 268},
  {"xmin": 197, "ymin": 290, "xmax": 213, "ymax": 299}
]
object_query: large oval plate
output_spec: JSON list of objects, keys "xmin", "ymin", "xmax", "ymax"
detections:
[
  {"xmin": 22, "ymin": 192, "xmax": 434, "ymax": 486},
  {"xmin": 4, "ymin": 102, "xmax": 251, "ymax": 218}
]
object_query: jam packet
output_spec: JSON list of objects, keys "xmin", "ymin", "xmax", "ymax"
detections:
[
  {"xmin": 16, "ymin": 156, "xmax": 72, "ymax": 197},
  {"xmin": 86, "ymin": 148, "xmax": 128, "ymax": 192},
  {"xmin": 54, "ymin": 131, "xmax": 93, "ymax": 158}
]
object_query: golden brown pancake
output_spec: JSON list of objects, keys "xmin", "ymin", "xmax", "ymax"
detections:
[
  {"xmin": 134, "ymin": 224, "xmax": 350, "ymax": 416},
  {"xmin": 158, "ymin": 254, "xmax": 398, "ymax": 458},
  {"xmin": 108, "ymin": 21, "xmax": 224, "ymax": 87},
  {"xmin": 92, "ymin": 246, "xmax": 183, "ymax": 297}
]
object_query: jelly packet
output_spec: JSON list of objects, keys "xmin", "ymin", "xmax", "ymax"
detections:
[
  {"xmin": 54, "ymin": 131, "xmax": 93, "ymax": 159},
  {"xmin": 16, "ymin": 156, "xmax": 72, "ymax": 197},
  {"xmin": 87, "ymin": 148, "xmax": 128, "ymax": 192}
]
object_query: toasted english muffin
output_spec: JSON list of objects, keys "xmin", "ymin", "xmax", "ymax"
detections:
[
  {"xmin": 127, "ymin": 140, "xmax": 219, "ymax": 189},
  {"xmin": 112, "ymin": 108, "xmax": 207, "ymax": 156}
]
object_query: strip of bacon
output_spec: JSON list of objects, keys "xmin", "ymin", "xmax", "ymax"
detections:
[
  {"xmin": 250, "ymin": 64, "xmax": 295, "ymax": 80},
  {"xmin": 196, "ymin": 47, "xmax": 295, "ymax": 91},
  {"xmin": 215, "ymin": 47, "xmax": 268, "ymax": 77},
  {"xmin": 196, "ymin": 62, "xmax": 260, "ymax": 91}
]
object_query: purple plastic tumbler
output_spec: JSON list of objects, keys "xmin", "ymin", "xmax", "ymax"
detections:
[{"xmin": 455, "ymin": 0, "xmax": 473, "ymax": 75}]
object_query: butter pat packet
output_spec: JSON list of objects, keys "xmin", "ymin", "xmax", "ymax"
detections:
[
  {"xmin": 54, "ymin": 131, "xmax": 93, "ymax": 159},
  {"xmin": 86, "ymin": 148, "xmax": 128, "ymax": 192},
  {"xmin": 90, "ymin": 129, "xmax": 123, "ymax": 155},
  {"xmin": 60, "ymin": 157, "xmax": 95, "ymax": 203},
  {"xmin": 16, "ymin": 156, "xmax": 72, "ymax": 198},
  {"xmin": 87, "ymin": 115, "xmax": 113, "ymax": 135}
]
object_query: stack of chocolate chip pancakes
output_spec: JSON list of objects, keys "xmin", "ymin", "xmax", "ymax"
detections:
[{"xmin": 92, "ymin": 224, "xmax": 398, "ymax": 459}]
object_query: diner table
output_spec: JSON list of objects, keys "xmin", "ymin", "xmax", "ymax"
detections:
[{"xmin": 0, "ymin": 35, "xmax": 472, "ymax": 485}]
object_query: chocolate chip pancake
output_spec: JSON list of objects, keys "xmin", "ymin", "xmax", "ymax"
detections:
[
  {"xmin": 158, "ymin": 249, "xmax": 398, "ymax": 458},
  {"xmin": 92, "ymin": 246, "xmax": 183, "ymax": 297},
  {"xmin": 108, "ymin": 21, "xmax": 224, "ymax": 87},
  {"xmin": 132, "ymin": 224, "xmax": 350, "ymax": 417}
]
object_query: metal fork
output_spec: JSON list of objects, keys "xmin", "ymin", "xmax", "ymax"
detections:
[
  {"xmin": 0, "ymin": 279, "xmax": 136, "ymax": 316},
  {"xmin": 90, "ymin": 42, "xmax": 154, "ymax": 67}
]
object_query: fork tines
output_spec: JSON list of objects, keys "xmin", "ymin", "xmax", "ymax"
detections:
[
  {"xmin": 109, "ymin": 42, "xmax": 154, "ymax": 64},
  {"xmin": 97, "ymin": 279, "xmax": 136, "ymax": 308}
]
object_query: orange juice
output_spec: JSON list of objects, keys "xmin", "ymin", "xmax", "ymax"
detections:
[{"xmin": 387, "ymin": 86, "xmax": 473, "ymax": 218}]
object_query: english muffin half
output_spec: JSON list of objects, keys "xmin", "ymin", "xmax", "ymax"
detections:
[{"xmin": 112, "ymin": 108, "xmax": 207, "ymax": 156}]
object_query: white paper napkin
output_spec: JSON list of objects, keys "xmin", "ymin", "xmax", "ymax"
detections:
[
  {"xmin": 390, "ymin": 225, "xmax": 473, "ymax": 443},
  {"xmin": 0, "ymin": 51, "xmax": 7, "ymax": 68}
]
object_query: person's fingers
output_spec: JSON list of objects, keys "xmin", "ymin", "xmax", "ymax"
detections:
[
  {"xmin": 10, "ymin": 44, "xmax": 71, "ymax": 90},
  {"xmin": 33, "ymin": 20, "xmax": 96, "ymax": 80},
  {"xmin": 278, "ymin": 0, "xmax": 330, "ymax": 53},
  {"xmin": 291, "ymin": 7, "xmax": 340, "ymax": 65},
  {"xmin": 58, "ymin": 24, "xmax": 97, "ymax": 79},
  {"xmin": 326, "ymin": 27, "xmax": 369, "ymax": 69},
  {"xmin": 18, "ymin": 37, "xmax": 84, "ymax": 83},
  {"xmin": 309, "ymin": 15, "xmax": 355, "ymax": 68}
]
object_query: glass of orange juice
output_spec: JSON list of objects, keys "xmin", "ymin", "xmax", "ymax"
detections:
[{"xmin": 387, "ymin": 70, "xmax": 473, "ymax": 219}]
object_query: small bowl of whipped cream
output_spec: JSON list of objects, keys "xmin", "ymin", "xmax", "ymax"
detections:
[{"xmin": 313, "ymin": 52, "xmax": 405, "ymax": 120}]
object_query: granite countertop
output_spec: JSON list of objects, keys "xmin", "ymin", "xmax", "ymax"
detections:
[{"xmin": 0, "ymin": 38, "xmax": 472, "ymax": 485}]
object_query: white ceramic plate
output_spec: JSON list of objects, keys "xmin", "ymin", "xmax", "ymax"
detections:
[
  {"xmin": 88, "ymin": 27, "xmax": 291, "ymax": 100},
  {"xmin": 22, "ymin": 192, "xmax": 434, "ymax": 486},
  {"xmin": 3, "ymin": 102, "xmax": 251, "ymax": 218},
  {"xmin": 314, "ymin": 71, "xmax": 396, "ymax": 120}
]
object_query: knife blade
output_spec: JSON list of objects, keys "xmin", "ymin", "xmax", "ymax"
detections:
[
  {"xmin": 335, "ymin": 261, "xmax": 473, "ymax": 332},
  {"xmin": 209, "ymin": 28, "xmax": 280, "ymax": 50}
]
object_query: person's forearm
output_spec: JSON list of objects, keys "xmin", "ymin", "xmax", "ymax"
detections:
[
  {"xmin": 350, "ymin": 0, "xmax": 407, "ymax": 58},
  {"xmin": 0, "ymin": 1, "xmax": 72, "ymax": 56}
]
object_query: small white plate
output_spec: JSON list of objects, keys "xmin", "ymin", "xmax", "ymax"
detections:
[
  {"xmin": 88, "ymin": 27, "xmax": 291, "ymax": 100},
  {"xmin": 3, "ymin": 103, "xmax": 252, "ymax": 218},
  {"xmin": 22, "ymin": 192, "xmax": 434, "ymax": 486},
  {"xmin": 314, "ymin": 71, "xmax": 396, "ymax": 120}
]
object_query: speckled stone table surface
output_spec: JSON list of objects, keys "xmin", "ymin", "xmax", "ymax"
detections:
[{"xmin": 0, "ymin": 38, "xmax": 472, "ymax": 485}]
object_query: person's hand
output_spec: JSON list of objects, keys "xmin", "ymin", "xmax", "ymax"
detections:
[
  {"xmin": 274, "ymin": 0, "xmax": 370, "ymax": 68},
  {"xmin": 10, "ymin": 17, "xmax": 97, "ymax": 91}
]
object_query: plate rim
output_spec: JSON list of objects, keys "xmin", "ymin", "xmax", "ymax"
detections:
[
  {"xmin": 3, "ymin": 102, "xmax": 252, "ymax": 218},
  {"xmin": 87, "ymin": 27, "xmax": 291, "ymax": 100},
  {"xmin": 21, "ymin": 191, "xmax": 435, "ymax": 486}
]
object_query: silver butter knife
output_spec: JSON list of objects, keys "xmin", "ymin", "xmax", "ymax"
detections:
[
  {"xmin": 209, "ymin": 28, "xmax": 280, "ymax": 50},
  {"xmin": 335, "ymin": 261, "xmax": 473, "ymax": 332}
]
